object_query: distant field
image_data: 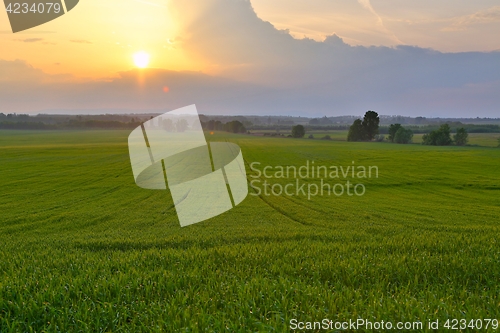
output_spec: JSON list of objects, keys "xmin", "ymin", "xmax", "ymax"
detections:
[
  {"xmin": 252, "ymin": 130, "xmax": 349, "ymax": 141},
  {"xmin": 253, "ymin": 129, "xmax": 500, "ymax": 147},
  {"xmin": 412, "ymin": 132, "xmax": 500, "ymax": 147},
  {"xmin": 0, "ymin": 130, "xmax": 499, "ymax": 332}
]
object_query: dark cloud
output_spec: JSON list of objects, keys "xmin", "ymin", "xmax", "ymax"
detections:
[{"xmin": 16, "ymin": 38, "xmax": 44, "ymax": 43}]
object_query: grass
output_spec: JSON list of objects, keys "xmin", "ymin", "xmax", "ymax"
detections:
[{"xmin": 0, "ymin": 130, "xmax": 499, "ymax": 332}]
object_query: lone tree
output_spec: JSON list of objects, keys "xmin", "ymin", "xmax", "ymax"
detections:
[
  {"xmin": 394, "ymin": 127, "xmax": 413, "ymax": 144},
  {"xmin": 422, "ymin": 124, "xmax": 452, "ymax": 146},
  {"xmin": 362, "ymin": 111, "xmax": 380, "ymax": 141},
  {"xmin": 388, "ymin": 123, "xmax": 402, "ymax": 142},
  {"xmin": 454, "ymin": 127, "xmax": 468, "ymax": 146},
  {"xmin": 291, "ymin": 124, "xmax": 305, "ymax": 138},
  {"xmin": 347, "ymin": 119, "xmax": 365, "ymax": 141},
  {"xmin": 347, "ymin": 111, "xmax": 380, "ymax": 141}
]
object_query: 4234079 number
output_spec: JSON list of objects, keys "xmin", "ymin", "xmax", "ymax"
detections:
[{"xmin": 5, "ymin": 2, "xmax": 62, "ymax": 14}]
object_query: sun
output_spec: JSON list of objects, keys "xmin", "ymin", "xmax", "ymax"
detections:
[{"xmin": 133, "ymin": 51, "xmax": 150, "ymax": 68}]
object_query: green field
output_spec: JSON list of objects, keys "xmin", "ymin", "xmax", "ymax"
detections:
[
  {"xmin": 1, "ymin": 130, "xmax": 499, "ymax": 332},
  {"xmin": 256, "ymin": 130, "xmax": 500, "ymax": 147}
]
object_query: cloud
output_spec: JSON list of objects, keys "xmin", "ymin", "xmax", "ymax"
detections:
[
  {"xmin": 2, "ymin": 54, "xmax": 500, "ymax": 118},
  {"xmin": 444, "ymin": 6, "xmax": 500, "ymax": 31},
  {"xmin": 70, "ymin": 39, "xmax": 93, "ymax": 44},
  {"xmin": 171, "ymin": 0, "xmax": 499, "ymax": 85},
  {"xmin": 15, "ymin": 38, "xmax": 55, "ymax": 44},
  {"xmin": 0, "ymin": 59, "xmax": 72, "ymax": 83},
  {"xmin": 16, "ymin": 38, "xmax": 44, "ymax": 43},
  {"xmin": 356, "ymin": 0, "xmax": 403, "ymax": 44},
  {"xmin": 0, "ymin": 59, "xmax": 271, "ymax": 114}
]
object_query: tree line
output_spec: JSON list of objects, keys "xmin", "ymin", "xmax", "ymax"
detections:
[
  {"xmin": 0, "ymin": 120, "xmax": 141, "ymax": 130},
  {"xmin": 201, "ymin": 120, "xmax": 247, "ymax": 133},
  {"xmin": 0, "ymin": 114, "xmax": 248, "ymax": 134},
  {"xmin": 347, "ymin": 111, "xmax": 470, "ymax": 146}
]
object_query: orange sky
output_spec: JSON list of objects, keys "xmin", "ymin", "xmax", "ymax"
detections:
[
  {"xmin": 1, "ymin": 0, "xmax": 499, "ymax": 81},
  {"xmin": 0, "ymin": 0, "xmax": 203, "ymax": 79}
]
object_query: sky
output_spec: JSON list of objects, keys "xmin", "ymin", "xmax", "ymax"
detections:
[{"xmin": 1, "ymin": 0, "xmax": 499, "ymax": 117}]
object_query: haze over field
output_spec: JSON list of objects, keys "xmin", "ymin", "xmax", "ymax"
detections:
[{"xmin": 1, "ymin": 0, "xmax": 499, "ymax": 116}]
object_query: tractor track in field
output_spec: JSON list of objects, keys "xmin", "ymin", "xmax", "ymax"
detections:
[
  {"xmin": 224, "ymin": 142, "xmax": 328, "ymax": 226},
  {"xmin": 279, "ymin": 191, "xmax": 330, "ymax": 215},
  {"xmin": 243, "ymin": 157, "xmax": 316, "ymax": 226},
  {"xmin": 249, "ymin": 182, "xmax": 308, "ymax": 226},
  {"xmin": 243, "ymin": 157, "xmax": 331, "ymax": 214}
]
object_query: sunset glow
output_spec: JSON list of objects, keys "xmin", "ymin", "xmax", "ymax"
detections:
[{"xmin": 133, "ymin": 51, "xmax": 150, "ymax": 69}]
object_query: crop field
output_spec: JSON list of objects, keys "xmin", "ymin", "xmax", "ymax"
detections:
[
  {"xmin": 411, "ymin": 133, "xmax": 500, "ymax": 147},
  {"xmin": 0, "ymin": 130, "xmax": 499, "ymax": 332},
  {"xmin": 256, "ymin": 130, "xmax": 500, "ymax": 147}
]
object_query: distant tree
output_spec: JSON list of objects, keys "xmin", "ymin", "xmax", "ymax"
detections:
[
  {"xmin": 422, "ymin": 133, "xmax": 430, "ymax": 145},
  {"xmin": 308, "ymin": 134, "xmax": 314, "ymax": 139},
  {"xmin": 394, "ymin": 127, "xmax": 413, "ymax": 144},
  {"xmin": 176, "ymin": 119, "xmax": 188, "ymax": 132},
  {"xmin": 388, "ymin": 123, "xmax": 402, "ymax": 142},
  {"xmin": 242, "ymin": 120, "xmax": 253, "ymax": 128},
  {"xmin": 454, "ymin": 127, "xmax": 468, "ymax": 146},
  {"xmin": 374, "ymin": 134, "xmax": 385, "ymax": 142},
  {"xmin": 362, "ymin": 111, "xmax": 380, "ymax": 140},
  {"xmin": 436, "ymin": 124, "xmax": 452, "ymax": 145},
  {"xmin": 206, "ymin": 120, "xmax": 224, "ymax": 131},
  {"xmin": 163, "ymin": 118, "xmax": 174, "ymax": 132},
  {"xmin": 347, "ymin": 119, "xmax": 364, "ymax": 141},
  {"xmin": 308, "ymin": 117, "xmax": 332, "ymax": 125},
  {"xmin": 320, "ymin": 116, "xmax": 333, "ymax": 125},
  {"xmin": 422, "ymin": 124, "xmax": 452, "ymax": 146},
  {"xmin": 224, "ymin": 120, "xmax": 246, "ymax": 133},
  {"xmin": 291, "ymin": 125, "xmax": 305, "ymax": 138}
]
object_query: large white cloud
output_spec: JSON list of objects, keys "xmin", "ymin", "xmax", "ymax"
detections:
[{"xmin": 170, "ymin": 0, "xmax": 500, "ymax": 116}]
